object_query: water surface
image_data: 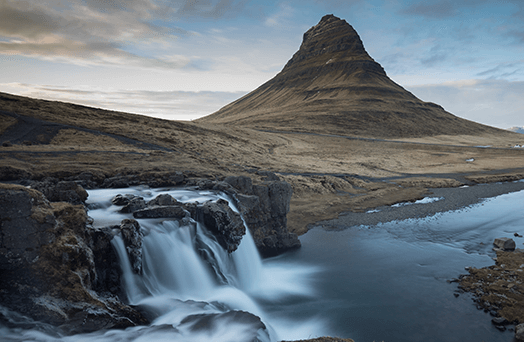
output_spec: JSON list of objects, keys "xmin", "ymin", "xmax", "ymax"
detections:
[{"xmin": 272, "ymin": 189, "xmax": 524, "ymax": 341}]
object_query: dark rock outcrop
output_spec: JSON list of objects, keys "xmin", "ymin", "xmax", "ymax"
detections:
[
  {"xmin": 119, "ymin": 196, "xmax": 147, "ymax": 213},
  {"xmin": 516, "ymin": 323, "xmax": 524, "ymax": 341},
  {"xmin": 133, "ymin": 205, "xmax": 187, "ymax": 219},
  {"xmin": 120, "ymin": 219, "xmax": 143, "ymax": 275},
  {"xmin": 493, "ymin": 237, "xmax": 516, "ymax": 251},
  {"xmin": 196, "ymin": 199, "xmax": 246, "ymax": 253},
  {"xmin": 179, "ymin": 310, "xmax": 269, "ymax": 340},
  {"xmin": 0, "ymin": 183, "xmax": 147, "ymax": 334},
  {"xmin": 0, "ymin": 183, "xmax": 56, "ymax": 270},
  {"xmin": 224, "ymin": 176, "xmax": 301, "ymax": 257},
  {"xmin": 148, "ymin": 193, "xmax": 178, "ymax": 207},
  {"xmin": 31, "ymin": 179, "xmax": 88, "ymax": 205}
]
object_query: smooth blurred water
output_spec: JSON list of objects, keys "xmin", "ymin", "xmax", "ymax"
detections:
[
  {"xmin": 2, "ymin": 186, "xmax": 523, "ymax": 341},
  {"xmin": 274, "ymin": 189, "xmax": 524, "ymax": 342}
]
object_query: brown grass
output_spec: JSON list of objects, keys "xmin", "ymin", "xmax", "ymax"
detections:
[{"xmin": 1, "ymin": 91, "xmax": 524, "ymax": 234}]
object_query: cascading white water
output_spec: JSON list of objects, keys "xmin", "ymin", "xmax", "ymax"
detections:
[
  {"xmin": 0, "ymin": 186, "xmax": 325, "ymax": 342},
  {"xmin": 85, "ymin": 187, "xmax": 324, "ymax": 342}
]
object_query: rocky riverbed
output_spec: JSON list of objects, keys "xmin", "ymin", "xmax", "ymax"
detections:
[{"xmin": 457, "ymin": 243, "xmax": 524, "ymax": 338}]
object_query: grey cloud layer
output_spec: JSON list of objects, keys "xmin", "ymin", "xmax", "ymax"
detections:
[
  {"xmin": 0, "ymin": 0, "xmax": 238, "ymax": 68},
  {"xmin": 408, "ymin": 79, "xmax": 524, "ymax": 128}
]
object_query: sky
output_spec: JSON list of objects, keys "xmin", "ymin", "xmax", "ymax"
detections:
[{"xmin": 1, "ymin": 0, "xmax": 523, "ymax": 129}]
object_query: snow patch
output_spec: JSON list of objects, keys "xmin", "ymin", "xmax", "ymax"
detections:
[{"xmin": 392, "ymin": 197, "xmax": 444, "ymax": 208}]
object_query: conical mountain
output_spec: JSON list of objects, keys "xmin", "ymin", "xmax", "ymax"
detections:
[{"xmin": 198, "ymin": 15, "xmax": 505, "ymax": 138}]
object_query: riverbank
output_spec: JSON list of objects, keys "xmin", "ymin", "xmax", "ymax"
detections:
[{"xmin": 311, "ymin": 179, "xmax": 524, "ymax": 230}]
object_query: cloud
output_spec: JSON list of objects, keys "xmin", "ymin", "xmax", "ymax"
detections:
[
  {"xmin": 174, "ymin": 0, "xmax": 250, "ymax": 19},
  {"xmin": 0, "ymin": 39, "xmax": 192, "ymax": 69},
  {"xmin": 0, "ymin": 2, "xmax": 63, "ymax": 39},
  {"xmin": 475, "ymin": 61, "xmax": 524, "ymax": 79},
  {"xmin": 407, "ymin": 79, "xmax": 524, "ymax": 129},
  {"xmin": 264, "ymin": 3, "xmax": 294, "ymax": 27},
  {"xmin": 0, "ymin": 82, "xmax": 246, "ymax": 120},
  {"xmin": 401, "ymin": 0, "xmax": 458, "ymax": 19},
  {"xmin": 0, "ymin": 0, "xmax": 193, "ymax": 69},
  {"xmin": 420, "ymin": 47, "xmax": 448, "ymax": 67},
  {"xmin": 509, "ymin": 29, "xmax": 524, "ymax": 43}
]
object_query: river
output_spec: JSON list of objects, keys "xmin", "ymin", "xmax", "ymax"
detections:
[{"xmin": 1, "ymin": 185, "xmax": 523, "ymax": 341}]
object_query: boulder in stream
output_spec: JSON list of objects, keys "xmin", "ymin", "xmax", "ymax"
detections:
[
  {"xmin": 196, "ymin": 199, "xmax": 245, "ymax": 253},
  {"xmin": 516, "ymin": 323, "xmax": 524, "ymax": 341},
  {"xmin": 493, "ymin": 237, "xmax": 516, "ymax": 251}
]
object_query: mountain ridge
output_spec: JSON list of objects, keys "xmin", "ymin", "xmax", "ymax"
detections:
[{"xmin": 198, "ymin": 15, "xmax": 508, "ymax": 139}]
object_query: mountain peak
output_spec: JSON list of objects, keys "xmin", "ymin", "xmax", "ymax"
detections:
[
  {"xmin": 282, "ymin": 14, "xmax": 374, "ymax": 72},
  {"xmin": 198, "ymin": 15, "xmax": 502, "ymax": 139}
]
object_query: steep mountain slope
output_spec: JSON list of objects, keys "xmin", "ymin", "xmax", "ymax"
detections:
[{"xmin": 198, "ymin": 15, "xmax": 508, "ymax": 138}]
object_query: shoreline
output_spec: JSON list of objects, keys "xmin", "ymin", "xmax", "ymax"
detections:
[{"xmin": 310, "ymin": 180, "xmax": 524, "ymax": 230}]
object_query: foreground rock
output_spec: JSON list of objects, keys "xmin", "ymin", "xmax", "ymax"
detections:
[
  {"xmin": 223, "ymin": 175, "xmax": 301, "ymax": 257},
  {"xmin": 0, "ymin": 183, "xmax": 147, "ymax": 334},
  {"xmin": 196, "ymin": 199, "xmax": 246, "ymax": 253},
  {"xmin": 458, "ymin": 241, "xmax": 524, "ymax": 336},
  {"xmin": 493, "ymin": 237, "xmax": 516, "ymax": 251},
  {"xmin": 516, "ymin": 323, "xmax": 524, "ymax": 341}
]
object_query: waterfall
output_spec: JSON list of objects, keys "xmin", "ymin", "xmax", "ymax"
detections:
[
  {"xmin": 96, "ymin": 187, "xmax": 274, "ymax": 341},
  {"xmin": 0, "ymin": 187, "xmax": 325, "ymax": 342}
]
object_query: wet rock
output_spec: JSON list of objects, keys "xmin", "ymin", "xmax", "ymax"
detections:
[
  {"xmin": 516, "ymin": 323, "xmax": 524, "ymax": 341},
  {"xmin": 231, "ymin": 178, "xmax": 301, "ymax": 257},
  {"xmin": 87, "ymin": 226, "xmax": 121, "ymax": 294},
  {"xmin": 120, "ymin": 219, "xmax": 143, "ymax": 274},
  {"xmin": 195, "ymin": 199, "xmax": 245, "ymax": 253},
  {"xmin": 66, "ymin": 171, "xmax": 104, "ymax": 189},
  {"xmin": 148, "ymin": 193, "xmax": 178, "ymax": 207},
  {"xmin": 170, "ymin": 171, "xmax": 185, "ymax": 184},
  {"xmin": 197, "ymin": 179, "xmax": 216, "ymax": 190},
  {"xmin": 119, "ymin": 197, "xmax": 147, "ymax": 213},
  {"xmin": 179, "ymin": 310, "xmax": 270, "ymax": 341},
  {"xmin": 111, "ymin": 193, "xmax": 135, "ymax": 206},
  {"xmin": 494, "ymin": 237, "xmax": 516, "ymax": 251},
  {"xmin": 133, "ymin": 206, "xmax": 187, "ymax": 219},
  {"xmin": 212, "ymin": 181, "xmax": 235, "ymax": 192},
  {"xmin": 256, "ymin": 170, "xmax": 280, "ymax": 181},
  {"xmin": 492, "ymin": 317, "xmax": 510, "ymax": 325}
]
